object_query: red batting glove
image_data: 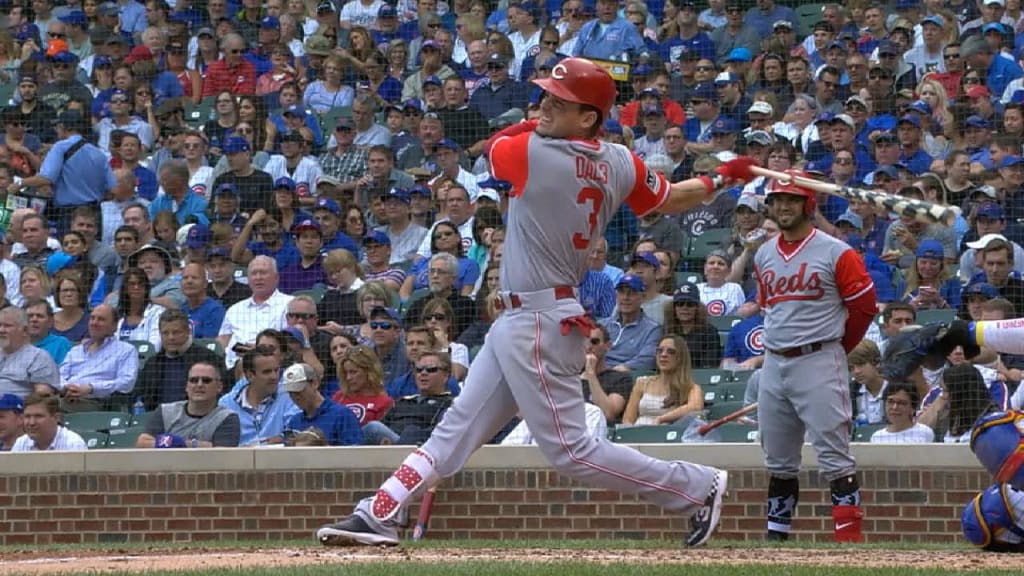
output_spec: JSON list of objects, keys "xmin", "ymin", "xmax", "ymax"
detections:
[{"xmin": 716, "ymin": 156, "xmax": 760, "ymax": 184}]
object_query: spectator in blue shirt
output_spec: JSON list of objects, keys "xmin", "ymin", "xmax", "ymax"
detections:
[
  {"xmin": 468, "ymin": 53, "xmax": 530, "ymax": 120},
  {"xmin": 659, "ymin": 0, "xmax": 716, "ymax": 63},
  {"xmin": 283, "ymin": 362, "xmax": 363, "ymax": 446},
  {"xmin": 721, "ymin": 312, "xmax": 764, "ymax": 370},
  {"xmin": 579, "ymin": 268, "xmax": 616, "ymax": 320},
  {"xmin": 896, "ymin": 115, "xmax": 934, "ymax": 175},
  {"xmin": 964, "ymin": 35, "xmax": 1023, "ymax": 98},
  {"xmin": 24, "ymin": 299, "xmax": 73, "ymax": 366},
  {"xmin": 743, "ymin": 0, "xmax": 799, "ymax": 39},
  {"xmin": 574, "ymin": 0, "xmax": 647, "ymax": 61},
  {"xmin": 149, "ymin": 160, "xmax": 210, "ymax": 226},
  {"xmin": 601, "ymin": 274, "xmax": 662, "ymax": 373},
  {"xmin": 180, "ymin": 262, "xmax": 227, "ymax": 339},
  {"xmin": 218, "ymin": 345, "xmax": 301, "ymax": 446},
  {"xmin": 279, "ymin": 218, "xmax": 328, "ymax": 294}
]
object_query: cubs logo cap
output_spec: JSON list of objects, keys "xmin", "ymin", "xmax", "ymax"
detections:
[
  {"xmin": 274, "ymin": 176, "xmax": 297, "ymax": 191},
  {"xmin": 314, "ymin": 197, "xmax": 341, "ymax": 215},
  {"xmin": 631, "ymin": 252, "xmax": 660, "ymax": 270},
  {"xmin": 0, "ymin": 393, "xmax": 24, "ymax": 412},
  {"xmin": 673, "ymin": 282, "xmax": 700, "ymax": 304},
  {"xmin": 616, "ymin": 274, "xmax": 646, "ymax": 293},
  {"xmin": 283, "ymin": 363, "xmax": 317, "ymax": 392},
  {"xmin": 185, "ymin": 224, "xmax": 212, "ymax": 249}
]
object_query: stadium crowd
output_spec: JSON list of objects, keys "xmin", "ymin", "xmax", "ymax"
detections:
[{"xmin": 0, "ymin": 0, "xmax": 1022, "ymax": 451}]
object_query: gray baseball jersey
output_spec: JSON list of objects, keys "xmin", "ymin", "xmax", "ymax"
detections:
[{"xmin": 490, "ymin": 132, "xmax": 669, "ymax": 292}]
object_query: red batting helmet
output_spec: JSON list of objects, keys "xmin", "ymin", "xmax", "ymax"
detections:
[
  {"xmin": 765, "ymin": 170, "xmax": 817, "ymax": 215},
  {"xmin": 531, "ymin": 58, "xmax": 617, "ymax": 116}
]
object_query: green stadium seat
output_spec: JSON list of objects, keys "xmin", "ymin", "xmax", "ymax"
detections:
[
  {"xmin": 612, "ymin": 425, "xmax": 686, "ymax": 443},
  {"xmin": 296, "ymin": 286, "xmax": 326, "ymax": 305},
  {"xmin": 674, "ymin": 271, "xmax": 703, "ymax": 286},
  {"xmin": 704, "ymin": 401, "xmax": 747, "ymax": 421},
  {"xmin": 106, "ymin": 425, "xmax": 147, "ymax": 449},
  {"xmin": 194, "ymin": 338, "xmax": 225, "ymax": 358},
  {"xmin": 130, "ymin": 411, "xmax": 156, "ymax": 427},
  {"xmin": 130, "ymin": 340, "xmax": 158, "ymax": 365},
  {"xmin": 916, "ymin": 309, "xmax": 956, "ymax": 325},
  {"xmin": 713, "ymin": 423, "xmax": 759, "ymax": 443},
  {"xmin": 703, "ymin": 382, "xmax": 746, "ymax": 405},
  {"xmin": 692, "ymin": 368, "xmax": 732, "ymax": 386},
  {"xmin": 708, "ymin": 315, "xmax": 742, "ymax": 333},
  {"xmin": 796, "ymin": 3, "xmax": 825, "ymax": 33},
  {"xmin": 852, "ymin": 423, "xmax": 887, "ymax": 442},
  {"xmin": 185, "ymin": 96, "xmax": 216, "ymax": 126},
  {"xmin": 78, "ymin": 430, "xmax": 109, "ymax": 449},
  {"xmin": 64, "ymin": 411, "xmax": 131, "ymax": 433},
  {"xmin": 685, "ymin": 228, "xmax": 732, "ymax": 261},
  {"xmin": 319, "ymin": 106, "xmax": 353, "ymax": 132}
]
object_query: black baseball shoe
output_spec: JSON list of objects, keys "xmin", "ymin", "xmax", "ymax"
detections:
[
  {"xmin": 317, "ymin": 513, "xmax": 400, "ymax": 547},
  {"xmin": 686, "ymin": 470, "xmax": 728, "ymax": 547}
]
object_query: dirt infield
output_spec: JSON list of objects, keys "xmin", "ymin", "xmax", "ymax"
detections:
[{"xmin": 0, "ymin": 545, "xmax": 1010, "ymax": 574}]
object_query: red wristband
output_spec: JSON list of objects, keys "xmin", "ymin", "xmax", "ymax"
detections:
[{"xmin": 699, "ymin": 174, "xmax": 726, "ymax": 197}]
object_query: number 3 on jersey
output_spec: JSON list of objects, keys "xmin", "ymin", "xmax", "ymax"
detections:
[{"xmin": 572, "ymin": 186, "xmax": 604, "ymax": 250}]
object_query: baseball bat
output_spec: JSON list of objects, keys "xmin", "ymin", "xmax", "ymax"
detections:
[
  {"xmin": 697, "ymin": 403, "xmax": 758, "ymax": 436},
  {"xmin": 411, "ymin": 485, "xmax": 438, "ymax": 542},
  {"xmin": 748, "ymin": 166, "xmax": 958, "ymax": 227}
]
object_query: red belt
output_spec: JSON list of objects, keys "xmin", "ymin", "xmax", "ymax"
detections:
[
  {"xmin": 496, "ymin": 285, "xmax": 576, "ymax": 310},
  {"xmin": 768, "ymin": 342, "xmax": 825, "ymax": 358}
]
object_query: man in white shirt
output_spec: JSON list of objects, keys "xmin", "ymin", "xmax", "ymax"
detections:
[
  {"xmin": 339, "ymin": 0, "xmax": 384, "ymax": 29},
  {"xmin": 262, "ymin": 133, "xmax": 323, "ymax": 200},
  {"xmin": 352, "ymin": 94, "xmax": 392, "ymax": 148},
  {"xmin": 901, "ymin": 15, "xmax": 946, "ymax": 81},
  {"xmin": 415, "ymin": 182, "xmax": 476, "ymax": 258},
  {"xmin": 11, "ymin": 393, "xmax": 87, "ymax": 451},
  {"xmin": 94, "ymin": 88, "xmax": 155, "ymax": 152},
  {"xmin": 507, "ymin": 0, "xmax": 541, "ymax": 80},
  {"xmin": 217, "ymin": 255, "xmax": 295, "ymax": 371}
]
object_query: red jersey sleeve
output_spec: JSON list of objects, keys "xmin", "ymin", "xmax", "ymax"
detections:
[
  {"xmin": 624, "ymin": 152, "xmax": 670, "ymax": 217},
  {"xmin": 488, "ymin": 129, "xmax": 534, "ymax": 198},
  {"xmin": 837, "ymin": 248, "xmax": 878, "ymax": 352}
]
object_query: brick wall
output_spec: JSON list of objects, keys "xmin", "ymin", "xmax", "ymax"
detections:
[{"xmin": 0, "ymin": 457, "xmax": 990, "ymax": 545}]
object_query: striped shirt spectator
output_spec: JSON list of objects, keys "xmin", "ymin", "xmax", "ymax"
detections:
[
  {"xmin": 10, "ymin": 394, "xmax": 88, "ymax": 451},
  {"xmin": 58, "ymin": 305, "xmax": 140, "ymax": 406}
]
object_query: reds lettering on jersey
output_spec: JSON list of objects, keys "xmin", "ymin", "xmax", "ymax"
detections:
[
  {"xmin": 489, "ymin": 128, "xmax": 669, "ymax": 292},
  {"xmin": 753, "ymin": 229, "xmax": 874, "ymax": 350}
]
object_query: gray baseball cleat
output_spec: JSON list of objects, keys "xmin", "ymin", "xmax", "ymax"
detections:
[
  {"xmin": 317, "ymin": 513, "xmax": 400, "ymax": 547},
  {"xmin": 686, "ymin": 469, "xmax": 728, "ymax": 547}
]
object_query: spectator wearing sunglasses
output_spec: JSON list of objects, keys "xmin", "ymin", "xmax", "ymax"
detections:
[{"xmin": 364, "ymin": 350, "xmax": 455, "ymax": 444}]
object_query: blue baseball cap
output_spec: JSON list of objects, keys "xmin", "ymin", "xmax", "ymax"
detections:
[
  {"xmin": 46, "ymin": 252, "xmax": 77, "ymax": 277},
  {"xmin": 976, "ymin": 202, "xmax": 1006, "ymax": 220},
  {"xmin": 384, "ymin": 187, "xmax": 411, "ymax": 204},
  {"xmin": 632, "ymin": 64, "xmax": 652, "ymax": 79},
  {"xmin": 836, "ymin": 210, "xmax": 863, "ymax": 229},
  {"xmin": 908, "ymin": 100, "xmax": 933, "ymax": 115},
  {"xmin": 983, "ymin": 22, "xmax": 1007, "ymax": 35},
  {"xmin": 314, "ymin": 197, "xmax": 341, "ymax": 215},
  {"xmin": 915, "ymin": 239, "xmax": 944, "ymax": 260},
  {"xmin": 51, "ymin": 51, "xmax": 78, "ymax": 64},
  {"xmin": 207, "ymin": 246, "xmax": 232, "ymax": 260},
  {"xmin": 370, "ymin": 306, "xmax": 403, "ymax": 326},
  {"xmin": 378, "ymin": 3, "xmax": 397, "ymax": 17},
  {"xmin": 283, "ymin": 104, "xmax": 307, "ymax": 118},
  {"xmin": 155, "ymin": 434, "xmax": 187, "ymax": 448},
  {"xmin": 815, "ymin": 112, "xmax": 835, "ymax": 124},
  {"xmin": 59, "ymin": 10, "xmax": 88, "ymax": 26},
  {"xmin": 690, "ymin": 83, "xmax": 717, "ymax": 101},
  {"xmin": 403, "ymin": 98, "xmax": 424, "ymax": 112},
  {"xmin": 639, "ymin": 87, "xmax": 661, "ymax": 99},
  {"xmin": 631, "ymin": 251, "xmax": 660, "ymax": 270},
  {"xmin": 223, "ymin": 136, "xmax": 251, "ymax": 154},
  {"xmin": 94, "ymin": 56, "xmax": 113, "ymax": 68},
  {"xmin": 724, "ymin": 47, "xmax": 752, "ymax": 63},
  {"xmin": 409, "ymin": 184, "xmax": 432, "ymax": 197},
  {"xmin": 873, "ymin": 165, "xmax": 898, "ymax": 179},
  {"xmin": 274, "ymin": 176, "xmax": 297, "ymax": 191},
  {"xmin": 921, "ymin": 15, "xmax": 945, "ymax": 28},
  {"xmin": 293, "ymin": 218, "xmax": 322, "ymax": 235},
  {"xmin": 710, "ymin": 117, "xmax": 736, "ymax": 134},
  {"xmin": 0, "ymin": 393, "xmax": 24, "ymax": 412},
  {"xmin": 185, "ymin": 223, "xmax": 212, "ymax": 249},
  {"xmin": 213, "ymin": 182, "xmax": 238, "ymax": 197},
  {"xmin": 477, "ymin": 176, "xmax": 512, "ymax": 192},
  {"xmin": 15, "ymin": 23, "xmax": 39, "ymax": 42},
  {"xmin": 966, "ymin": 281, "xmax": 999, "ymax": 299},
  {"xmin": 965, "ymin": 115, "xmax": 991, "ymax": 129},
  {"xmin": 616, "ymin": 274, "xmax": 646, "ymax": 293},
  {"xmin": 826, "ymin": 40, "xmax": 848, "ymax": 53},
  {"xmin": 364, "ymin": 230, "xmax": 391, "ymax": 246},
  {"xmin": 260, "ymin": 15, "xmax": 280, "ymax": 29},
  {"xmin": 434, "ymin": 138, "xmax": 459, "ymax": 152},
  {"xmin": 603, "ymin": 118, "xmax": 623, "ymax": 135},
  {"xmin": 898, "ymin": 114, "xmax": 921, "ymax": 128},
  {"xmin": 673, "ymin": 282, "xmax": 700, "ymax": 304},
  {"xmin": 715, "ymin": 71, "xmax": 741, "ymax": 85},
  {"xmin": 877, "ymin": 40, "xmax": 900, "ymax": 56},
  {"xmin": 422, "ymin": 75, "xmax": 443, "ymax": 88},
  {"xmin": 1000, "ymin": 155, "xmax": 1024, "ymax": 169}
]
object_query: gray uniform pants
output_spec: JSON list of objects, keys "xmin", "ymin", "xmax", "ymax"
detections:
[
  {"xmin": 418, "ymin": 295, "xmax": 717, "ymax": 514},
  {"xmin": 758, "ymin": 341, "xmax": 856, "ymax": 482}
]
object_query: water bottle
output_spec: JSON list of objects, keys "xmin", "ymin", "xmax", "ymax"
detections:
[
  {"xmin": 855, "ymin": 413, "xmax": 868, "ymax": 427},
  {"xmin": 132, "ymin": 396, "xmax": 146, "ymax": 416}
]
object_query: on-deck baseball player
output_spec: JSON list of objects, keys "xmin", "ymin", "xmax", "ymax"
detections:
[
  {"xmin": 316, "ymin": 58, "xmax": 760, "ymax": 548},
  {"xmin": 753, "ymin": 171, "xmax": 877, "ymax": 543}
]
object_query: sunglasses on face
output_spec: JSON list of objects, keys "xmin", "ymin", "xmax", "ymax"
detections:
[
  {"xmin": 287, "ymin": 312, "xmax": 316, "ymax": 319},
  {"xmin": 111, "ymin": 97, "xmax": 129, "ymax": 103},
  {"xmin": 415, "ymin": 365, "xmax": 441, "ymax": 373},
  {"xmin": 695, "ymin": 66, "xmax": 715, "ymax": 72},
  {"xmin": 370, "ymin": 321, "xmax": 395, "ymax": 330},
  {"xmin": 674, "ymin": 301, "xmax": 698, "ymax": 307},
  {"xmin": 425, "ymin": 313, "xmax": 447, "ymax": 322},
  {"xmin": 48, "ymin": 32, "xmax": 66, "ymax": 38},
  {"xmin": 188, "ymin": 376, "xmax": 216, "ymax": 384}
]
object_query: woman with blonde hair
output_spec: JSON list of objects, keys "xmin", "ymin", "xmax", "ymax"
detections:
[
  {"xmin": 623, "ymin": 335, "xmax": 705, "ymax": 425},
  {"xmin": 19, "ymin": 266, "xmax": 52, "ymax": 306},
  {"xmin": 453, "ymin": 14, "xmax": 485, "ymax": 65},
  {"xmin": 331, "ymin": 344, "xmax": 393, "ymax": 425},
  {"xmin": 915, "ymin": 77, "xmax": 954, "ymax": 156},
  {"xmin": 319, "ymin": 248, "xmax": 365, "ymax": 326},
  {"xmin": 901, "ymin": 239, "xmax": 961, "ymax": 311},
  {"xmin": 385, "ymin": 39, "xmax": 410, "ymax": 79},
  {"xmin": 303, "ymin": 54, "xmax": 355, "ymax": 113},
  {"xmin": 339, "ymin": 26, "xmax": 375, "ymax": 76}
]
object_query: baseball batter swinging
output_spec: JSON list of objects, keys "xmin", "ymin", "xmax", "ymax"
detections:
[
  {"xmin": 753, "ymin": 172, "xmax": 877, "ymax": 543},
  {"xmin": 316, "ymin": 58, "xmax": 760, "ymax": 548}
]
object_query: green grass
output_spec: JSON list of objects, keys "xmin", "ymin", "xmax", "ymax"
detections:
[
  {"xmin": 0, "ymin": 538, "xmax": 979, "ymax": 554},
  {"xmin": 39, "ymin": 566, "xmax": 1024, "ymax": 576}
]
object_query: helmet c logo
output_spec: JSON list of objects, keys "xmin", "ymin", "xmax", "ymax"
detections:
[{"xmin": 552, "ymin": 63, "xmax": 569, "ymax": 80}]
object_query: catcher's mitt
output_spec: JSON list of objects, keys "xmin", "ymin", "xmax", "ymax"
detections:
[{"xmin": 879, "ymin": 320, "xmax": 979, "ymax": 381}]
